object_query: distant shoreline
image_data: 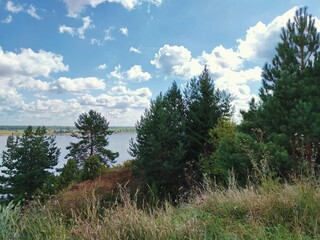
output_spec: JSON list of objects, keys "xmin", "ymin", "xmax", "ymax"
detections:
[{"xmin": 0, "ymin": 126, "xmax": 136, "ymax": 136}]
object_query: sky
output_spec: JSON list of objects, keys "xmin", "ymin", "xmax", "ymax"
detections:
[{"xmin": 0, "ymin": 0, "xmax": 320, "ymax": 126}]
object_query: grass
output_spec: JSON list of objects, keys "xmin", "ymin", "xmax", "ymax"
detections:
[{"xmin": 1, "ymin": 178, "xmax": 320, "ymax": 239}]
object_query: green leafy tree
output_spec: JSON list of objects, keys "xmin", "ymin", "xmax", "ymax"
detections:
[
  {"xmin": 184, "ymin": 66, "xmax": 233, "ymax": 166},
  {"xmin": 130, "ymin": 82, "xmax": 188, "ymax": 197},
  {"xmin": 203, "ymin": 120, "xmax": 291, "ymax": 185},
  {"xmin": 66, "ymin": 110, "xmax": 119, "ymax": 167},
  {"xmin": 0, "ymin": 126, "xmax": 60, "ymax": 203}
]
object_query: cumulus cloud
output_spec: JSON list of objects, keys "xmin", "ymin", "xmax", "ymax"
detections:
[
  {"xmin": 151, "ymin": 43, "xmax": 261, "ymax": 121},
  {"xmin": 200, "ymin": 45, "xmax": 242, "ymax": 72},
  {"xmin": 0, "ymin": 87, "xmax": 24, "ymax": 111},
  {"xmin": 151, "ymin": 44, "xmax": 202, "ymax": 79},
  {"xmin": 80, "ymin": 86, "xmax": 151, "ymax": 109},
  {"xmin": 0, "ymin": 46, "xmax": 69, "ymax": 101},
  {"xmin": 63, "ymin": 0, "xmax": 163, "ymax": 18},
  {"xmin": 120, "ymin": 27, "xmax": 128, "ymax": 36},
  {"xmin": 0, "ymin": 47, "xmax": 68, "ymax": 80},
  {"xmin": 108, "ymin": 65, "xmax": 151, "ymax": 83},
  {"xmin": 127, "ymin": 65, "xmax": 151, "ymax": 82},
  {"xmin": 51, "ymin": 77, "xmax": 106, "ymax": 93},
  {"xmin": 59, "ymin": 16, "xmax": 94, "ymax": 39},
  {"xmin": 237, "ymin": 7, "xmax": 298, "ymax": 62},
  {"xmin": 109, "ymin": 85, "xmax": 152, "ymax": 98},
  {"xmin": 129, "ymin": 47, "xmax": 142, "ymax": 54}
]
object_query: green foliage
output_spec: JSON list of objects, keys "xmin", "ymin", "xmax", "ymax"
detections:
[
  {"xmin": 66, "ymin": 109, "xmax": 119, "ymax": 167},
  {"xmin": 0, "ymin": 126, "xmax": 60, "ymax": 203},
  {"xmin": 241, "ymin": 7, "xmax": 320, "ymax": 177},
  {"xmin": 130, "ymin": 81, "xmax": 188, "ymax": 197},
  {"xmin": 57, "ymin": 159, "xmax": 81, "ymax": 188},
  {"xmin": 81, "ymin": 155, "xmax": 103, "ymax": 180},
  {"xmin": 202, "ymin": 119, "xmax": 292, "ymax": 185},
  {"xmin": 184, "ymin": 66, "xmax": 233, "ymax": 164}
]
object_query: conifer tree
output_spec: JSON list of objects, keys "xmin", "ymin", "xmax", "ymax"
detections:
[
  {"xmin": 130, "ymin": 82, "xmax": 188, "ymax": 196},
  {"xmin": 0, "ymin": 126, "xmax": 60, "ymax": 202},
  {"xmin": 184, "ymin": 66, "xmax": 233, "ymax": 164},
  {"xmin": 242, "ymin": 7, "xmax": 320, "ymax": 175},
  {"xmin": 66, "ymin": 110, "xmax": 118, "ymax": 167}
]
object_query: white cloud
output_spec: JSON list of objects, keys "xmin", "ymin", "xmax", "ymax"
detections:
[
  {"xmin": 109, "ymin": 85, "xmax": 152, "ymax": 98},
  {"xmin": 97, "ymin": 63, "xmax": 107, "ymax": 70},
  {"xmin": 127, "ymin": 65, "xmax": 151, "ymax": 82},
  {"xmin": 59, "ymin": 25, "xmax": 76, "ymax": 36},
  {"xmin": 151, "ymin": 44, "xmax": 202, "ymax": 79},
  {"xmin": 1, "ymin": 15, "xmax": 12, "ymax": 24},
  {"xmin": 120, "ymin": 27, "xmax": 128, "ymax": 36},
  {"xmin": 59, "ymin": 16, "xmax": 94, "ymax": 39},
  {"xmin": 6, "ymin": 1, "xmax": 23, "ymax": 13},
  {"xmin": 80, "ymin": 85, "xmax": 151, "ymax": 109},
  {"xmin": 90, "ymin": 38, "xmax": 103, "ymax": 46},
  {"xmin": 26, "ymin": 5, "xmax": 41, "ymax": 20},
  {"xmin": 200, "ymin": 45, "xmax": 242, "ymax": 72},
  {"xmin": 63, "ymin": 0, "xmax": 162, "ymax": 17},
  {"xmin": 51, "ymin": 77, "xmax": 106, "ymax": 93},
  {"xmin": 151, "ymin": 43, "xmax": 261, "ymax": 122},
  {"xmin": 237, "ymin": 7, "xmax": 298, "ymax": 62},
  {"xmin": 6, "ymin": 1, "xmax": 42, "ymax": 20},
  {"xmin": 109, "ymin": 65, "xmax": 124, "ymax": 80},
  {"xmin": 0, "ymin": 47, "xmax": 68, "ymax": 79},
  {"xmin": 77, "ymin": 16, "xmax": 94, "ymax": 39},
  {"xmin": 108, "ymin": 65, "xmax": 151, "ymax": 83},
  {"xmin": 0, "ymin": 47, "xmax": 68, "ymax": 94},
  {"xmin": 104, "ymin": 26, "xmax": 115, "ymax": 41},
  {"xmin": 129, "ymin": 47, "xmax": 142, "ymax": 54},
  {"xmin": 0, "ymin": 86, "xmax": 24, "ymax": 111}
]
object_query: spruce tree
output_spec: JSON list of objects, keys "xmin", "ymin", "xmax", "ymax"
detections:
[
  {"xmin": 184, "ymin": 66, "xmax": 233, "ymax": 164},
  {"xmin": 130, "ymin": 82, "xmax": 188, "ymax": 197}
]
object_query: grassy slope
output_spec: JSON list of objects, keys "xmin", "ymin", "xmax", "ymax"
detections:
[{"xmin": 1, "ymin": 169, "xmax": 320, "ymax": 240}]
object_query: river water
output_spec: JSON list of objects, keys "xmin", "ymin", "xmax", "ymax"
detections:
[{"xmin": 0, "ymin": 133, "xmax": 136, "ymax": 170}]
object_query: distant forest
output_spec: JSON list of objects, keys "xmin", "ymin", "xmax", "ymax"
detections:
[{"xmin": 0, "ymin": 125, "xmax": 135, "ymax": 134}]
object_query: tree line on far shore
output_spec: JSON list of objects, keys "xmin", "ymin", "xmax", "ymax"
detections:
[{"xmin": 1, "ymin": 7, "xmax": 320, "ymax": 204}]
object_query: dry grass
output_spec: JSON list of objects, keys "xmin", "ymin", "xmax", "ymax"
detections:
[{"xmin": 2, "ymin": 173, "xmax": 320, "ymax": 239}]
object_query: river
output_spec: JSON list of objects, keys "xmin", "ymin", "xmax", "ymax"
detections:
[{"xmin": 0, "ymin": 133, "xmax": 136, "ymax": 170}]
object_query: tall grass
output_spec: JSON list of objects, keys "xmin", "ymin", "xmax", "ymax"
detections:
[{"xmin": 1, "ymin": 178, "xmax": 320, "ymax": 239}]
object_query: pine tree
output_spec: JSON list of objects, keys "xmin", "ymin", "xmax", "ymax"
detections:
[
  {"xmin": 0, "ymin": 126, "xmax": 60, "ymax": 203},
  {"xmin": 66, "ymin": 110, "xmax": 118, "ymax": 167},
  {"xmin": 242, "ymin": 7, "xmax": 320, "ymax": 175},
  {"xmin": 260, "ymin": 7, "xmax": 320, "ymax": 101}
]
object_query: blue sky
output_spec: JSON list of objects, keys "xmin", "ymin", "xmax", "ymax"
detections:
[{"xmin": 0, "ymin": 0, "xmax": 320, "ymax": 126}]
